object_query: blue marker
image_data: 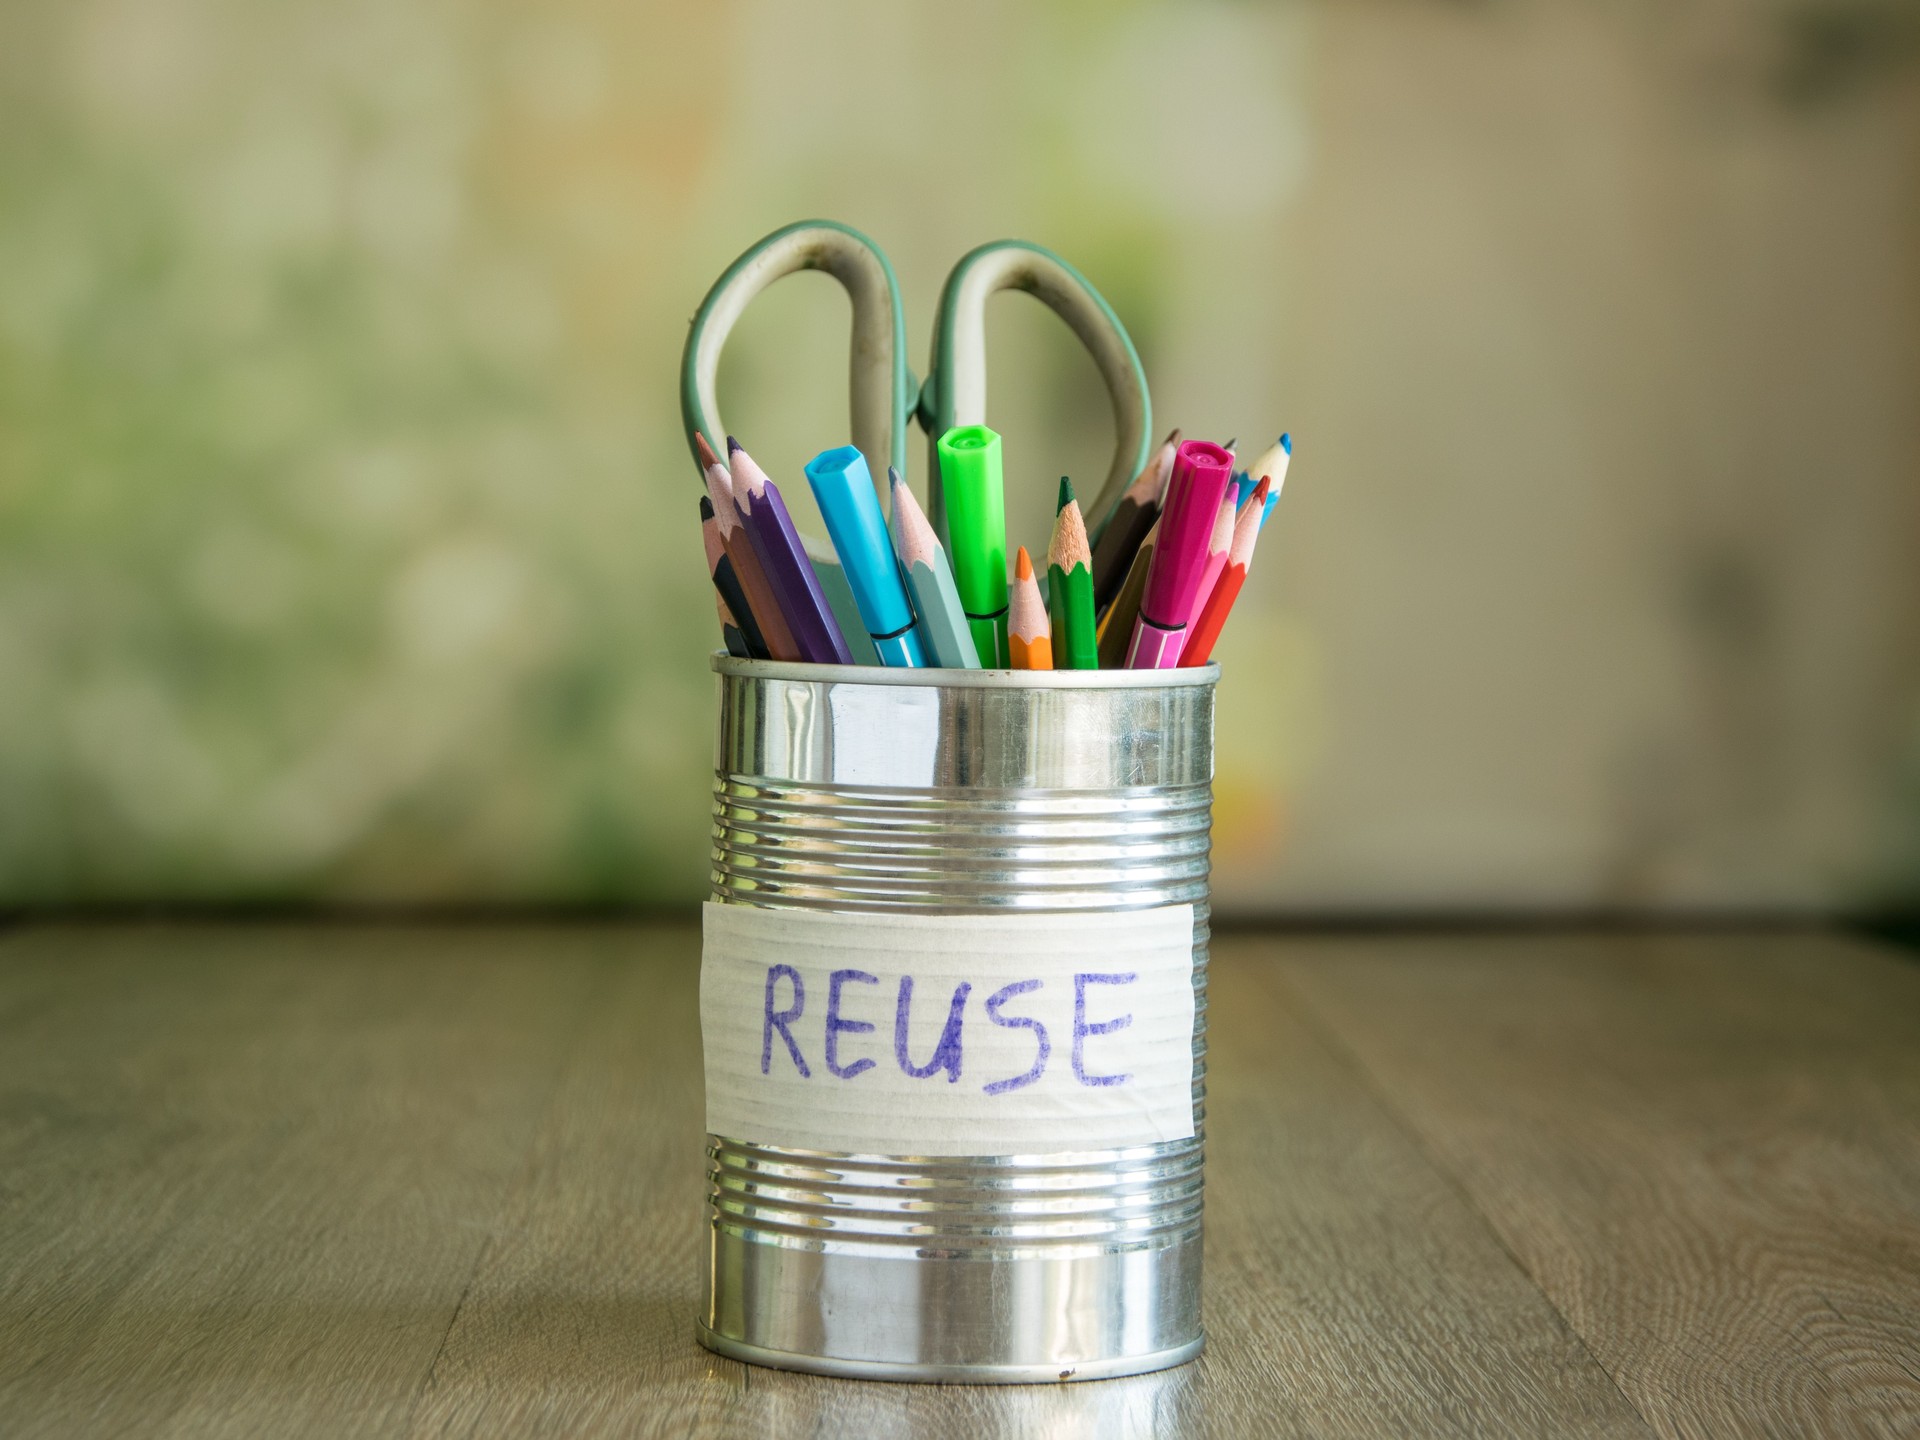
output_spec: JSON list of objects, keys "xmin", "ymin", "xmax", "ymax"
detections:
[{"xmin": 804, "ymin": 446, "xmax": 927, "ymax": 667}]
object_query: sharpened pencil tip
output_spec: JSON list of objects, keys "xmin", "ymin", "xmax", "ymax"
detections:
[
  {"xmin": 1223, "ymin": 437, "xmax": 1237, "ymax": 452},
  {"xmin": 726, "ymin": 435, "xmax": 742, "ymax": 455},
  {"xmin": 1164, "ymin": 428, "xmax": 1181, "ymax": 446},
  {"xmin": 699, "ymin": 494, "xmax": 714, "ymax": 519},
  {"xmin": 888, "ymin": 465, "xmax": 902, "ymax": 488},
  {"xmin": 1056, "ymin": 476, "xmax": 1075, "ymax": 512},
  {"xmin": 1280, "ymin": 433, "xmax": 1292, "ymax": 454},
  {"xmin": 694, "ymin": 432, "xmax": 719, "ymax": 469},
  {"xmin": 1016, "ymin": 545, "xmax": 1033, "ymax": 581}
]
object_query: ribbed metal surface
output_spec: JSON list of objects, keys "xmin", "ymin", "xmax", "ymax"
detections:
[
  {"xmin": 708, "ymin": 1139, "xmax": 1206, "ymax": 1259},
  {"xmin": 701, "ymin": 656, "xmax": 1216, "ymax": 1381},
  {"xmin": 712, "ymin": 780, "xmax": 1213, "ymax": 913}
]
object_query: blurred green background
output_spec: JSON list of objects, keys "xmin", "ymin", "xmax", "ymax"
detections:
[{"xmin": 2, "ymin": 0, "xmax": 1917, "ymax": 915}]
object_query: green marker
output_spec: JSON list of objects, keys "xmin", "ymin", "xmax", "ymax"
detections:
[{"xmin": 936, "ymin": 424, "xmax": 1010, "ymax": 667}]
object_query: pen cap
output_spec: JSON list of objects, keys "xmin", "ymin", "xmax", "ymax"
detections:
[
  {"xmin": 936, "ymin": 425, "xmax": 1008, "ymax": 615},
  {"xmin": 1142, "ymin": 440, "xmax": 1234, "ymax": 628},
  {"xmin": 804, "ymin": 445, "xmax": 914, "ymax": 637}
]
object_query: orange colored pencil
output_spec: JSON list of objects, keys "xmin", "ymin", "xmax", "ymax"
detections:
[{"xmin": 1009, "ymin": 546, "xmax": 1052, "ymax": 670}]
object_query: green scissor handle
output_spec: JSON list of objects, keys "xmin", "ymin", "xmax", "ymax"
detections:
[
  {"xmin": 920, "ymin": 240, "xmax": 1151, "ymax": 544},
  {"xmin": 680, "ymin": 219, "xmax": 911, "ymax": 493}
]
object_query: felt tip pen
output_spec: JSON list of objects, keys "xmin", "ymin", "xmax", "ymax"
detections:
[
  {"xmin": 804, "ymin": 444, "xmax": 926, "ymax": 667},
  {"xmin": 936, "ymin": 424, "xmax": 1010, "ymax": 667},
  {"xmin": 1126, "ymin": 440, "xmax": 1235, "ymax": 668}
]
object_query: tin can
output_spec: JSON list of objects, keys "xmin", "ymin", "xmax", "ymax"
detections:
[{"xmin": 699, "ymin": 654, "xmax": 1216, "ymax": 1383}]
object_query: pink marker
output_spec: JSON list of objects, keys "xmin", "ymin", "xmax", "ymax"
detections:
[{"xmin": 1126, "ymin": 440, "xmax": 1234, "ymax": 668}]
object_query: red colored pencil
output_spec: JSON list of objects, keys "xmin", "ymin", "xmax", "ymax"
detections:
[{"xmin": 1181, "ymin": 475, "xmax": 1270, "ymax": 666}]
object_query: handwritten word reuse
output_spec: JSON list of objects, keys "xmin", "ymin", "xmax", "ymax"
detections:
[
  {"xmin": 701, "ymin": 903, "xmax": 1197, "ymax": 1155},
  {"xmin": 761, "ymin": 964, "xmax": 1138, "ymax": 1092}
]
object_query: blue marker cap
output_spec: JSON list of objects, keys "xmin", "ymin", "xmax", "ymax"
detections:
[{"xmin": 804, "ymin": 445, "xmax": 924, "ymax": 664}]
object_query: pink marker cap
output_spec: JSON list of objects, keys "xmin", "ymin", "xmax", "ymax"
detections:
[{"xmin": 1138, "ymin": 441, "xmax": 1235, "ymax": 633}]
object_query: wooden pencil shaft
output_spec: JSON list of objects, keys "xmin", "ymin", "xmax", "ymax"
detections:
[
  {"xmin": 740, "ymin": 498, "xmax": 851, "ymax": 664},
  {"xmin": 1097, "ymin": 535, "xmax": 1155, "ymax": 669},
  {"xmin": 1010, "ymin": 631, "xmax": 1053, "ymax": 669},
  {"xmin": 904, "ymin": 561, "xmax": 981, "ymax": 669},
  {"xmin": 711, "ymin": 552, "xmax": 768, "ymax": 659},
  {"xmin": 1089, "ymin": 498, "xmax": 1155, "ymax": 613},
  {"xmin": 889, "ymin": 469, "xmax": 980, "ymax": 669},
  {"xmin": 1181, "ymin": 564, "xmax": 1245, "ymax": 667},
  {"xmin": 701, "ymin": 501, "xmax": 769, "ymax": 659},
  {"xmin": 1049, "ymin": 562, "xmax": 1098, "ymax": 669},
  {"xmin": 732, "ymin": 454, "xmax": 854, "ymax": 665},
  {"xmin": 708, "ymin": 469, "xmax": 799, "ymax": 661}
]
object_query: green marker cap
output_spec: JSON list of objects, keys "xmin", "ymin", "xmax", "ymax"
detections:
[{"xmin": 937, "ymin": 424, "xmax": 1010, "ymax": 666}]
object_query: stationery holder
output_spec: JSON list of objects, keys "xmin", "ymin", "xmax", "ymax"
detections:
[{"xmin": 698, "ymin": 654, "xmax": 1216, "ymax": 1383}]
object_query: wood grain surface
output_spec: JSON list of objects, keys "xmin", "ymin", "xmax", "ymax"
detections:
[
  {"xmin": 1273, "ymin": 932, "xmax": 1920, "ymax": 1439},
  {"xmin": 0, "ymin": 922, "xmax": 1913, "ymax": 1437}
]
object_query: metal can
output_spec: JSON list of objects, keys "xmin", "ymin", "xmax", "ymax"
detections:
[{"xmin": 700, "ymin": 654, "xmax": 1216, "ymax": 1383}]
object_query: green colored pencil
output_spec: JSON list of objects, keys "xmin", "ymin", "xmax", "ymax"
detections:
[{"xmin": 1046, "ymin": 478, "xmax": 1098, "ymax": 669}]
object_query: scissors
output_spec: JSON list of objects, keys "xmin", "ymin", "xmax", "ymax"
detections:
[{"xmin": 680, "ymin": 219, "xmax": 1152, "ymax": 575}]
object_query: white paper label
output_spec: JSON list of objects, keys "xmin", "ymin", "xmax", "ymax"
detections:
[{"xmin": 701, "ymin": 902, "xmax": 1197, "ymax": 1156}]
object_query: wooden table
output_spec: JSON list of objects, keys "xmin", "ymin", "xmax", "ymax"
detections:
[{"xmin": 2, "ymin": 923, "xmax": 1916, "ymax": 1437}]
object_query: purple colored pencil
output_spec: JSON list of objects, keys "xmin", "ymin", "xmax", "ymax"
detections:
[
  {"xmin": 727, "ymin": 436, "xmax": 854, "ymax": 665},
  {"xmin": 1126, "ymin": 440, "xmax": 1235, "ymax": 668}
]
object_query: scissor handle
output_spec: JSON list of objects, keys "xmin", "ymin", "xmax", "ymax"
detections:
[
  {"xmin": 680, "ymin": 220, "xmax": 910, "ymax": 490},
  {"xmin": 920, "ymin": 240, "xmax": 1151, "ymax": 541}
]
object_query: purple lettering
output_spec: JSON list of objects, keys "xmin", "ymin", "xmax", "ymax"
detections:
[
  {"xmin": 825, "ymin": 969, "xmax": 878, "ymax": 1079},
  {"xmin": 762, "ymin": 964, "xmax": 809, "ymax": 1077},
  {"xmin": 894, "ymin": 976, "xmax": 970, "ymax": 1082},
  {"xmin": 983, "ymin": 979, "xmax": 1050, "ymax": 1095},
  {"xmin": 1072, "ymin": 972, "xmax": 1135, "ymax": 1087}
]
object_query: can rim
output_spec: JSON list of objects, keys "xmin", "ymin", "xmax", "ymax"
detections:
[{"xmin": 711, "ymin": 652, "xmax": 1220, "ymax": 690}]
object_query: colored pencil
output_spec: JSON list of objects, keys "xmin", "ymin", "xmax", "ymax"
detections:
[
  {"xmin": 700, "ymin": 494, "xmax": 768, "ymax": 659},
  {"xmin": 1009, "ymin": 546, "xmax": 1052, "ymax": 670},
  {"xmin": 804, "ymin": 445, "xmax": 925, "ymax": 667},
  {"xmin": 1242, "ymin": 434, "xmax": 1290, "ymax": 529},
  {"xmin": 1186, "ymin": 489, "xmax": 1238, "ymax": 626},
  {"xmin": 729, "ymin": 436, "xmax": 854, "ymax": 665},
  {"xmin": 1046, "ymin": 478, "xmax": 1098, "ymax": 669},
  {"xmin": 1096, "ymin": 516, "xmax": 1157, "ymax": 669},
  {"xmin": 715, "ymin": 589, "xmax": 750, "ymax": 658},
  {"xmin": 889, "ymin": 467, "xmax": 980, "ymax": 669},
  {"xmin": 700, "ymin": 443, "xmax": 800, "ymax": 662},
  {"xmin": 936, "ymin": 425, "xmax": 1010, "ymax": 667},
  {"xmin": 1126, "ymin": 439, "xmax": 1234, "ymax": 668},
  {"xmin": 1182, "ymin": 475, "xmax": 1270, "ymax": 666},
  {"xmin": 801, "ymin": 534, "xmax": 881, "ymax": 666},
  {"xmin": 1089, "ymin": 428, "xmax": 1178, "ymax": 612}
]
